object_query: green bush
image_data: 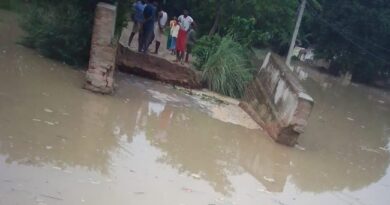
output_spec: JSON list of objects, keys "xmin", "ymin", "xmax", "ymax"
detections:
[
  {"xmin": 20, "ymin": 2, "xmax": 94, "ymax": 66},
  {"xmin": 192, "ymin": 35, "xmax": 222, "ymax": 70},
  {"xmin": 115, "ymin": 0, "xmax": 130, "ymax": 37},
  {"xmin": 227, "ymin": 16, "xmax": 271, "ymax": 48},
  {"xmin": 196, "ymin": 36, "xmax": 253, "ymax": 98},
  {"xmin": 20, "ymin": 0, "xmax": 128, "ymax": 66}
]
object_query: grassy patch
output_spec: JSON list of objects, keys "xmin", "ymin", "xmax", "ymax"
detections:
[{"xmin": 194, "ymin": 36, "xmax": 254, "ymax": 98}]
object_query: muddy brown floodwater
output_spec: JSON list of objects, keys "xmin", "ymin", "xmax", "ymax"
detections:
[{"xmin": 1, "ymin": 10, "xmax": 390, "ymax": 205}]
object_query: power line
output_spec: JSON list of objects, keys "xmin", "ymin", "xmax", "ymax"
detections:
[{"xmin": 305, "ymin": 2, "xmax": 390, "ymax": 64}]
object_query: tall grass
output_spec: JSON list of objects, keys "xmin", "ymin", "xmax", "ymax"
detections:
[
  {"xmin": 192, "ymin": 35, "xmax": 221, "ymax": 70},
  {"xmin": 200, "ymin": 36, "xmax": 253, "ymax": 98}
]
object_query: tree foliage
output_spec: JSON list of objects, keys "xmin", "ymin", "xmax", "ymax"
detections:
[
  {"xmin": 165, "ymin": 0, "xmax": 298, "ymax": 54},
  {"xmin": 303, "ymin": 0, "xmax": 390, "ymax": 84},
  {"xmin": 192, "ymin": 35, "xmax": 222, "ymax": 70},
  {"xmin": 20, "ymin": 1, "xmax": 93, "ymax": 65},
  {"xmin": 20, "ymin": 0, "xmax": 127, "ymax": 66},
  {"xmin": 17, "ymin": 0, "xmax": 390, "ymax": 85}
]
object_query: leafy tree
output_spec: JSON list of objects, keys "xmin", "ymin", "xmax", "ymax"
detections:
[
  {"xmin": 20, "ymin": 0, "xmax": 127, "ymax": 66},
  {"xmin": 303, "ymin": 0, "xmax": 390, "ymax": 84},
  {"xmin": 165, "ymin": 0, "xmax": 298, "ymax": 53}
]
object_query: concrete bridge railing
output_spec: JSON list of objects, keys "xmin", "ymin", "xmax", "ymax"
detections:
[{"xmin": 240, "ymin": 52, "xmax": 314, "ymax": 146}]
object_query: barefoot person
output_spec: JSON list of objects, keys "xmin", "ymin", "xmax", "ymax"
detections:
[
  {"xmin": 138, "ymin": 0, "xmax": 156, "ymax": 53},
  {"xmin": 169, "ymin": 18, "xmax": 180, "ymax": 54},
  {"xmin": 128, "ymin": 0, "xmax": 146, "ymax": 47},
  {"xmin": 153, "ymin": 7, "xmax": 168, "ymax": 54},
  {"xmin": 185, "ymin": 23, "xmax": 196, "ymax": 63},
  {"xmin": 174, "ymin": 10, "xmax": 194, "ymax": 64},
  {"xmin": 167, "ymin": 16, "xmax": 177, "ymax": 50}
]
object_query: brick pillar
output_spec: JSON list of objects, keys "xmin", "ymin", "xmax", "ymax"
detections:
[{"xmin": 84, "ymin": 2, "xmax": 117, "ymax": 94}]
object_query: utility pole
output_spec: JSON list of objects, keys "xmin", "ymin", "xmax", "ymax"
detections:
[{"xmin": 286, "ymin": 0, "xmax": 307, "ymax": 68}]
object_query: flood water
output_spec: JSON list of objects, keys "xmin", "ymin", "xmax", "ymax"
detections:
[{"xmin": 1, "ymin": 10, "xmax": 390, "ymax": 205}]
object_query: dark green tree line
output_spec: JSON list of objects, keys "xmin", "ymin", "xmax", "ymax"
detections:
[
  {"xmin": 302, "ymin": 0, "xmax": 390, "ymax": 85},
  {"xmin": 19, "ymin": 0, "xmax": 128, "ymax": 66},
  {"xmin": 165, "ymin": 0, "xmax": 298, "ymax": 53},
  {"xmin": 14, "ymin": 0, "xmax": 390, "ymax": 86}
]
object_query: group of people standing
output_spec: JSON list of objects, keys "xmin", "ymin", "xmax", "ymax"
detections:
[{"xmin": 128, "ymin": 0, "xmax": 196, "ymax": 64}]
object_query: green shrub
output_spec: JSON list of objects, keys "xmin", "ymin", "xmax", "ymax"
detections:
[
  {"xmin": 20, "ymin": 2, "xmax": 94, "ymax": 66},
  {"xmin": 227, "ymin": 16, "xmax": 271, "ymax": 48},
  {"xmin": 115, "ymin": 0, "xmax": 130, "ymax": 37},
  {"xmin": 199, "ymin": 36, "xmax": 253, "ymax": 98},
  {"xmin": 20, "ymin": 0, "xmax": 128, "ymax": 66},
  {"xmin": 192, "ymin": 35, "xmax": 222, "ymax": 70}
]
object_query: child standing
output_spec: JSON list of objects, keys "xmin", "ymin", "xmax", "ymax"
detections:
[
  {"xmin": 167, "ymin": 17, "xmax": 177, "ymax": 50},
  {"xmin": 170, "ymin": 19, "xmax": 180, "ymax": 55}
]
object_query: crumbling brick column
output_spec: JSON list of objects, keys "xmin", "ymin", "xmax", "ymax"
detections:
[{"xmin": 84, "ymin": 2, "xmax": 117, "ymax": 94}]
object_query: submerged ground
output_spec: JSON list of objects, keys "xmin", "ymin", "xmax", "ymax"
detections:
[{"xmin": 1, "ymin": 10, "xmax": 390, "ymax": 205}]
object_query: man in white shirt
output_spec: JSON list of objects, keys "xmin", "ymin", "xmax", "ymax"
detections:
[
  {"xmin": 174, "ymin": 10, "xmax": 194, "ymax": 64},
  {"xmin": 153, "ymin": 7, "xmax": 168, "ymax": 54}
]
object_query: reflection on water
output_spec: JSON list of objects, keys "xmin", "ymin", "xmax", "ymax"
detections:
[{"xmin": 1, "ymin": 9, "xmax": 390, "ymax": 205}]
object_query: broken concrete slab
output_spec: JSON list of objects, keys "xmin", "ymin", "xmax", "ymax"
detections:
[
  {"xmin": 240, "ymin": 52, "xmax": 314, "ymax": 146},
  {"xmin": 116, "ymin": 43, "xmax": 202, "ymax": 89}
]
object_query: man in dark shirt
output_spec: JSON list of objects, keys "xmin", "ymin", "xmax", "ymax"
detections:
[
  {"xmin": 128, "ymin": 0, "xmax": 145, "ymax": 47},
  {"xmin": 138, "ymin": 0, "xmax": 156, "ymax": 53}
]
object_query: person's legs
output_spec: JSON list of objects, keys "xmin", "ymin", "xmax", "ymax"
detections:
[
  {"xmin": 175, "ymin": 50, "xmax": 180, "ymax": 62},
  {"xmin": 138, "ymin": 25, "xmax": 145, "ymax": 52},
  {"xmin": 170, "ymin": 37, "xmax": 176, "ymax": 55},
  {"xmin": 174, "ymin": 35, "xmax": 181, "ymax": 62},
  {"xmin": 167, "ymin": 35, "xmax": 172, "ymax": 50},
  {"xmin": 174, "ymin": 29, "xmax": 187, "ymax": 63},
  {"xmin": 154, "ymin": 25, "xmax": 162, "ymax": 54},
  {"xmin": 149, "ymin": 32, "xmax": 155, "ymax": 51},
  {"xmin": 185, "ymin": 45, "xmax": 192, "ymax": 63},
  {"xmin": 180, "ymin": 52, "xmax": 185, "ymax": 64},
  {"xmin": 143, "ymin": 27, "xmax": 154, "ymax": 54},
  {"xmin": 129, "ymin": 22, "xmax": 140, "ymax": 47},
  {"xmin": 174, "ymin": 50, "xmax": 185, "ymax": 63},
  {"xmin": 129, "ymin": 32, "xmax": 136, "ymax": 46},
  {"xmin": 146, "ymin": 31, "xmax": 155, "ymax": 52},
  {"xmin": 154, "ymin": 41, "xmax": 161, "ymax": 54}
]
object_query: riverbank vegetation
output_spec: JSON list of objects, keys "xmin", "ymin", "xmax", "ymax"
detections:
[
  {"xmin": 20, "ymin": 1, "xmax": 94, "ymax": 65},
  {"xmin": 302, "ymin": 0, "xmax": 390, "ymax": 86},
  {"xmin": 169, "ymin": 0, "xmax": 390, "ymax": 89},
  {"xmin": 195, "ymin": 36, "xmax": 253, "ymax": 98},
  {"xmin": 14, "ymin": 0, "xmax": 129, "ymax": 66},
  {"xmin": 185, "ymin": 0, "xmax": 298, "ymax": 97},
  {"xmin": 7, "ymin": 0, "xmax": 390, "ymax": 94}
]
